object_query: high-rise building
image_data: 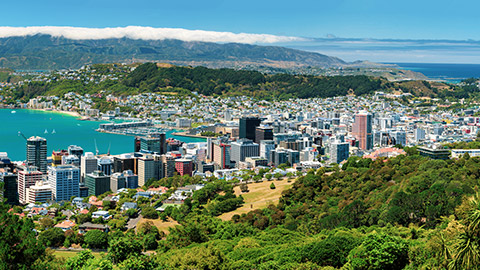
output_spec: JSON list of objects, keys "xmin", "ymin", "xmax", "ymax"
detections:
[
  {"xmin": 390, "ymin": 131, "xmax": 407, "ymax": 146},
  {"xmin": 255, "ymin": 126, "xmax": 274, "ymax": 144},
  {"xmin": 52, "ymin": 150, "xmax": 68, "ymax": 166},
  {"xmin": 0, "ymin": 152, "xmax": 14, "ymax": 171},
  {"xmin": 239, "ymin": 117, "xmax": 261, "ymax": 141},
  {"xmin": 0, "ymin": 171, "xmax": 18, "ymax": 205},
  {"xmin": 160, "ymin": 154, "xmax": 175, "ymax": 178},
  {"xmin": 47, "ymin": 165, "xmax": 80, "ymax": 202},
  {"xmin": 330, "ymin": 141, "xmax": 350, "ymax": 164},
  {"xmin": 213, "ymin": 140, "xmax": 232, "ymax": 169},
  {"xmin": 68, "ymin": 145, "xmax": 84, "ymax": 165},
  {"xmin": 113, "ymin": 154, "xmax": 135, "ymax": 173},
  {"xmin": 137, "ymin": 155, "xmax": 156, "ymax": 186},
  {"xmin": 140, "ymin": 134, "xmax": 167, "ymax": 154},
  {"xmin": 97, "ymin": 156, "xmax": 113, "ymax": 176},
  {"xmin": 134, "ymin": 137, "xmax": 141, "ymax": 152},
  {"xmin": 415, "ymin": 128, "xmax": 426, "ymax": 142},
  {"xmin": 62, "ymin": 155, "xmax": 80, "ymax": 166},
  {"xmin": 230, "ymin": 139, "xmax": 260, "ymax": 165},
  {"xmin": 260, "ymin": 140, "xmax": 276, "ymax": 160},
  {"xmin": 18, "ymin": 166, "xmax": 43, "ymax": 204},
  {"xmin": 25, "ymin": 181, "xmax": 52, "ymax": 204},
  {"xmin": 26, "ymin": 136, "xmax": 47, "ymax": 173},
  {"xmin": 110, "ymin": 170, "xmax": 138, "ymax": 193},
  {"xmin": 85, "ymin": 170, "xmax": 110, "ymax": 196},
  {"xmin": 352, "ymin": 111, "xmax": 373, "ymax": 150},
  {"xmin": 81, "ymin": 152, "xmax": 97, "ymax": 182},
  {"xmin": 175, "ymin": 159, "xmax": 194, "ymax": 176}
]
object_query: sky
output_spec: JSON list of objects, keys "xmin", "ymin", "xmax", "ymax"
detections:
[{"xmin": 1, "ymin": 0, "xmax": 480, "ymax": 63}]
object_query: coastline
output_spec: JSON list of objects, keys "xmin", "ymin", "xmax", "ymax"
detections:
[{"xmin": 28, "ymin": 108, "xmax": 81, "ymax": 118}]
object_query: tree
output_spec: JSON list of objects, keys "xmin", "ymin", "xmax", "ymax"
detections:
[
  {"xmin": 66, "ymin": 249, "xmax": 94, "ymax": 270},
  {"xmin": 76, "ymin": 213, "xmax": 92, "ymax": 224},
  {"xmin": 0, "ymin": 204, "xmax": 46, "ymax": 269},
  {"xmin": 38, "ymin": 227, "xmax": 65, "ymax": 247},
  {"xmin": 345, "ymin": 233, "xmax": 409, "ymax": 270},
  {"xmin": 265, "ymin": 174, "xmax": 273, "ymax": 181},
  {"xmin": 108, "ymin": 236, "xmax": 142, "ymax": 264},
  {"xmin": 270, "ymin": 183, "xmax": 276, "ymax": 190},
  {"xmin": 240, "ymin": 183, "xmax": 249, "ymax": 193},
  {"xmin": 142, "ymin": 207, "xmax": 159, "ymax": 219},
  {"xmin": 84, "ymin": 230, "xmax": 108, "ymax": 249},
  {"xmin": 301, "ymin": 235, "xmax": 360, "ymax": 268},
  {"xmin": 39, "ymin": 217, "xmax": 54, "ymax": 230}
]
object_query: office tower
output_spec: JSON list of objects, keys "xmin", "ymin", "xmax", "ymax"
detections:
[
  {"xmin": 110, "ymin": 170, "xmax": 138, "ymax": 193},
  {"xmin": 81, "ymin": 152, "xmax": 97, "ymax": 182},
  {"xmin": 352, "ymin": 111, "xmax": 373, "ymax": 150},
  {"xmin": 0, "ymin": 171, "xmax": 18, "ymax": 205},
  {"xmin": 52, "ymin": 150, "xmax": 68, "ymax": 166},
  {"xmin": 68, "ymin": 145, "xmax": 84, "ymax": 164},
  {"xmin": 26, "ymin": 136, "xmax": 47, "ymax": 173},
  {"xmin": 134, "ymin": 137, "xmax": 141, "ymax": 152},
  {"xmin": 18, "ymin": 166, "xmax": 43, "ymax": 204},
  {"xmin": 271, "ymin": 150, "xmax": 289, "ymax": 167},
  {"xmin": 415, "ymin": 128, "xmax": 426, "ymax": 142},
  {"xmin": 110, "ymin": 172, "xmax": 125, "ymax": 193},
  {"xmin": 239, "ymin": 117, "xmax": 261, "ymax": 141},
  {"xmin": 230, "ymin": 139, "xmax": 260, "ymax": 165},
  {"xmin": 85, "ymin": 170, "xmax": 110, "ymax": 196},
  {"xmin": 25, "ymin": 181, "xmax": 52, "ymax": 203},
  {"xmin": 79, "ymin": 184, "xmax": 89, "ymax": 197},
  {"xmin": 433, "ymin": 125, "xmax": 444, "ymax": 136},
  {"xmin": 390, "ymin": 131, "xmax": 407, "ymax": 146},
  {"xmin": 175, "ymin": 159, "xmax": 194, "ymax": 176},
  {"xmin": 62, "ymin": 155, "xmax": 80, "ymax": 166},
  {"xmin": 48, "ymin": 165, "xmax": 80, "ymax": 202},
  {"xmin": 139, "ymin": 133, "xmax": 167, "ymax": 154},
  {"xmin": 213, "ymin": 140, "xmax": 232, "ymax": 169},
  {"xmin": 97, "ymin": 156, "xmax": 113, "ymax": 176},
  {"xmin": 113, "ymin": 154, "xmax": 135, "ymax": 173},
  {"xmin": 255, "ymin": 126, "xmax": 274, "ymax": 144},
  {"xmin": 137, "ymin": 155, "xmax": 156, "ymax": 186},
  {"xmin": 160, "ymin": 154, "xmax": 175, "ymax": 178},
  {"xmin": 330, "ymin": 141, "xmax": 350, "ymax": 164},
  {"xmin": 260, "ymin": 140, "xmax": 276, "ymax": 160},
  {"xmin": 0, "ymin": 152, "xmax": 14, "ymax": 171},
  {"xmin": 224, "ymin": 110, "xmax": 232, "ymax": 121},
  {"xmin": 197, "ymin": 161, "xmax": 215, "ymax": 173}
]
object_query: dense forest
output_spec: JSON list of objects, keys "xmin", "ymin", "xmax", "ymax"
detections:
[
  {"xmin": 7, "ymin": 63, "xmax": 479, "ymax": 104},
  {"xmin": 5, "ymin": 147, "xmax": 480, "ymax": 269}
]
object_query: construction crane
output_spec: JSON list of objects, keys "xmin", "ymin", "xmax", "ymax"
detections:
[{"xmin": 18, "ymin": 131, "xmax": 28, "ymax": 141}]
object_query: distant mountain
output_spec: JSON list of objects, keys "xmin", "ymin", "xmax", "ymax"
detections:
[{"xmin": 0, "ymin": 35, "xmax": 346, "ymax": 70}]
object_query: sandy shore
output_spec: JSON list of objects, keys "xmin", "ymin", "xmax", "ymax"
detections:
[{"xmin": 27, "ymin": 108, "xmax": 81, "ymax": 117}]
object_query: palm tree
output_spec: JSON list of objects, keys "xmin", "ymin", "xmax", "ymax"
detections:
[{"xmin": 449, "ymin": 231, "xmax": 480, "ymax": 270}]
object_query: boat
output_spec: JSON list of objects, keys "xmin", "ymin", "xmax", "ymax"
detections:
[
  {"xmin": 52, "ymin": 129, "xmax": 56, "ymax": 134},
  {"xmin": 44, "ymin": 129, "xmax": 48, "ymax": 134},
  {"xmin": 11, "ymin": 111, "xmax": 16, "ymax": 114}
]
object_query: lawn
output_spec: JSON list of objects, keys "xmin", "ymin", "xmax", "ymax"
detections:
[
  {"xmin": 137, "ymin": 217, "xmax": 179, "ymax": 234},
  {"xmin": 53, "ymin": 249, "xmax": 103, "ymax": 259},
  {"xmin": 218, "ymin": 179, "xmax": 293, "ymax": 221}
]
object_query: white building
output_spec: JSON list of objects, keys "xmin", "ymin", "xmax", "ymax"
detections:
[
  {"xmin": 25, "ymin": 181, "xmax": 52, "ymax": 204},
  {"xmin": 48, "ymin": 165, "xmax": 80, "ymax": 202}
]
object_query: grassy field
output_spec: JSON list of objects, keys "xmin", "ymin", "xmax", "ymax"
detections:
[
  {"xmin": 219, "ymin": 179, "xmax": 293, "ymax": 221},
  {"xmin": 53, "ymin": 250, "xmax": 103, "ymax": 259},
  {"xmin": 137, "ymin": 217, "xmax": 179, "ymax": 234}
]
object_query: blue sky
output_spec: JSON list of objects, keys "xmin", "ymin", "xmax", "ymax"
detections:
[{"xmin": 1, "ymin": 0, "xmax": 480, "ymax": 63}]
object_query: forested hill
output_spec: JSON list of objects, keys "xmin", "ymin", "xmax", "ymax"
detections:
[
  {"xmin": 123, "ymin": 63, "xmax": 384, "ymax": 98},
  {"xmin": 12, "ymin": 63, "xmax": 386, "ymax": 101},
  {"xmin": 0, "ymin": 35, "xmax": 345, "ymax": 70}
]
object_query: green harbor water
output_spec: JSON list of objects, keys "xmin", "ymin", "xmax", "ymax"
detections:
[{"xmin": 0, "ymin": 109, "xmax": 205, "ymax": 161}]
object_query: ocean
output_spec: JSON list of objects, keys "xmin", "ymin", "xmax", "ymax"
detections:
[
  {"xmin": 0, "ymin": 109, "xmax": 205, "ymax": 161},
  {"xmin": 389, "ymin": 62, "xmax": 480, "ymax": 82}
]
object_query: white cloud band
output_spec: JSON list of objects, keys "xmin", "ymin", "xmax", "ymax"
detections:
[{"xmin": 0, "ymin": 26, "xmax": 306, "ymax": 44}]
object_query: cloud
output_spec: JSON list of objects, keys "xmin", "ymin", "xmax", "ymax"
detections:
[{"xmin": 0, "ymin": 26, "xmax": 307, "ymax": 44}]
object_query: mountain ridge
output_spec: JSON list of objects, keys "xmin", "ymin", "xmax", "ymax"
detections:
[{"xmin": 0, "ymin": 35, "xmax": 346, "ymax": 70}]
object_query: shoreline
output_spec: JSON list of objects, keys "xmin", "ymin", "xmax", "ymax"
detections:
[{"xmin": 22, "ymin": 108, "xmax": 81, "ymax": 118}]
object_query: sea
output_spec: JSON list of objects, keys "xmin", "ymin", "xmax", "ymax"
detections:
[
  {"xmin": 389, "ymin": 63, "xmax": 480, "ymax": 82},
  {"xmin": 0, "ymin": 109, "xmax": 205, "ymax": 161}
]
